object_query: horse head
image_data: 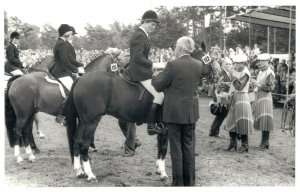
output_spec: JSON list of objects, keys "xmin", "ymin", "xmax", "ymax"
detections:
[{"xmin": 191, "ymin": 44, "xmax": 222, "ymax": 80}]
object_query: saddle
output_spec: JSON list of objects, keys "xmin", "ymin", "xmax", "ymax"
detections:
[
  {"xmin": 44, "ymin": 74, "xmax": 70, "ymax": 98},
  {"xmin": 119, "ymin": 68, "xmax": 146, "ymax": 101}
]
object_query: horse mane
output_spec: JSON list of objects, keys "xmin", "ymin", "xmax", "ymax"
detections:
[{"xmin": 85, "ymin": 53, "xmax": 109, "ymax": 68}]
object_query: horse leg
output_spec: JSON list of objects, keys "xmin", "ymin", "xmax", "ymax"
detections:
[
  {"xmin": 13, "ymin": 117, "xmax": 31, "ymax": 163},
  {"xmin": 90, "ymin": 136, "xmax": 98, "ymax": 152},
  {"xmin": 28, "ymin": 118, "xmax": 41, "ymax": 154},
  {"xmin": 80, "ymin": 121, "xmax": 99, "ymax": 182},
  {"xmin": 22, "ymin": 115, "xmax": 36, "ymax": 162},
  {"xmin": 34, "ymin": 113, "xmax": 45, "ymax": 138},
  {"xmin": 156, "ymin": 133, "xmax": 168, "ymax": 180}
]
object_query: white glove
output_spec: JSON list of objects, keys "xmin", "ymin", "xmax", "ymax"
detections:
[{"xmin": 78, "ymin": 67, "xmax": 85, "ymax": 74}]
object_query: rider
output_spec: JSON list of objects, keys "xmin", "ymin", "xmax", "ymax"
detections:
[
  {"xmin": 128, "ymin": 10, "xmax": 165, "ymax": 136},
  {"xmin": 5, "ymin": 31, "xmax": 25, "ymax": 76},
  {"xmin": 51, "ymin": 24, "xmax": 83, "ymax": 124}
]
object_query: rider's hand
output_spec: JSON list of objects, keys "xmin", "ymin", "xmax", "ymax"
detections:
[{"xmin": 78, "ymin": 67, "xmax": 85, "ymax": 74}]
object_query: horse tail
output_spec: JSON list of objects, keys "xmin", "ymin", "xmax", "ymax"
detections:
[
  {"xmin": 65, "ymin": 78, "xmax": 80, "ymax": 164},
  {"xmin": 5, "ymin": 75, "xmax": 22, "ymax": 147}
]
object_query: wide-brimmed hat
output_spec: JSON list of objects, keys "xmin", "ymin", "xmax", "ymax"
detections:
[
  {"xmin": 58, "ymin": 24, "xmax": 72, "ymax": 37},
  {"xmin": 10, "ymin": 31, "xmax": 20, "ymax": 40},
  {"xmin": 142, "ymin": 10, "xmax": 159, "ymax": 23},
  {"xmin": 232, "ymin": 54, "xmax": 247, "ymax": 63}
]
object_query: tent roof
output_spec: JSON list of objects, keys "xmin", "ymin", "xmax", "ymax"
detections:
[{"xmin": 228, "ymin": 6, "xmax": 295, "ymax": 30}]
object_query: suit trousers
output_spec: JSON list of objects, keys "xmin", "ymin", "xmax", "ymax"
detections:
[
  {"xmin": 167, "ymin": 123, "xmax": 196, "ymax": 186},
  {"xmin": 210, "ymin": 105, "xmax": 229, "ymax": 136}
]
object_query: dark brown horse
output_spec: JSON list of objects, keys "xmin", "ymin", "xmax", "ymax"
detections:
[
  {"xmin": 5, "ymin": 53, "xmax": 119, "ymax": 163},
  {"xmin": 64, "ymin": 47, "xmax": 218, "ymax": 182}
]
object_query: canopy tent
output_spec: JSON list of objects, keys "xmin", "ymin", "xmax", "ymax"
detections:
[
  {"xmin": 228, "ymin": 6, "xmax": 295, "ymax": 30},
  {"xmin": 227, "ymin": 6, "xmax": 296, "ymax": 99}
]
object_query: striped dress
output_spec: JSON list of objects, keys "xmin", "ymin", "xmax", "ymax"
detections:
[
  {"xmin": 226, "ymin": 67, "xmax": 253, "ymax": 135},
  {"xmin": 254, "ymin": 67, "xmax": 275, "ymax": 131}
]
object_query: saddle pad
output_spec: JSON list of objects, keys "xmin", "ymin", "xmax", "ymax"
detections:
[{"xmin": 45, "ymin": 75, "xmax": 67, "ymax": 98}]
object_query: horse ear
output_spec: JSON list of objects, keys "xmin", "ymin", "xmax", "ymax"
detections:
[{"xmin": 201, "ymin": 42, "xmax": 206, "ymax": 52}]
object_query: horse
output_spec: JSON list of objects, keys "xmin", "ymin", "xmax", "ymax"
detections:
[
  {"xmin": 63, "ymin": 47, "xmax": 219, "ymax": 182},
  {"xmin": 5, "ymin": 53, "xmax": 119, "ymax": 163}
]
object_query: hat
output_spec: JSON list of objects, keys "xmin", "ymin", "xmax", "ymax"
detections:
[
  {"xmin": 58, "ymin": 24, "xmax": 72, "ymax": 37},
  {"xmin": 70, "ymin": 26, "xmax": 78, "ymax": 35},
  {"xmin": 257, "ymin": 53, "xmax": 271, "ymax": 61},
  {"xmin": 223, "ymin": 57, "xmax": 232, "ymax": 64},
  {"xmin": 10, "ymin": 31, "xmax": 20, "ymax": 40},
  {"xmin": 232, "ymin": 54, "xmax": 247, "ymax": 63},
  {"xmin": 142, "ymin": 10, "xmax": 159, "ymax": 23}
]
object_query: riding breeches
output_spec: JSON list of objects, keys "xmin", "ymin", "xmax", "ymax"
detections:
[
  {"xmin": 58, "ymin": 76, "xmax": 73, "ymax": 91},
  {"xmin": 140, "ymin": 79, "xmax": 164, "ymax": 104},
  {"xmin": 10, "ymin": 69, "xmax": 24, "ymax": 76}
]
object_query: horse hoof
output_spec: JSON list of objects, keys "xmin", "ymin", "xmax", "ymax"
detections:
[
  {"xmin": 91, "ymin": 148, "xmax": 98, "ymax": 153},
  {"xmin": 76, "ymin": 170, "xmax": 86, "ymax": 178},
  {"xmin": 16, "ymin": 156, "xmax": 24, "ymax": 164},
  {"xmin": 33, "ymin": 148, "xmax": 41, "ymax": 154},
  {"xmin": 29, "ymin": 156, "xmax": 36, "ymax": 163},
  {"xmin": 155, "ymin": 170, "xmax": 161, "ymax": 175},
  {"xmin": 160, "ymin": 174, "xmax": 168, "ymax": 181},
  {"xmin": 87, "ymin": 177, "xmax": 98, "ymax": 183}
]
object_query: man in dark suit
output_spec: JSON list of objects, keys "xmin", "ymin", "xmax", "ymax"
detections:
[
  {"xmin": 51, "ymin": 24, "xmax": 84, "ymax": 124},
  {"xmin": 152, "ymin": 36, "xmax": 203, "ymax": 186},
  {"xmin": 124, "ymin": 10, "xmax": 165, "ymax": 157},
  {"xmin": 5, "ymin": 31, "xmax": 25, "ymax": 76}
]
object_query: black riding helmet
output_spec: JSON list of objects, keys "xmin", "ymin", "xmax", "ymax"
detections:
[
  {"xmin": 10, "ymin": 31, "xmax": 20, "ymax": 40},
  {"xmin": 142, "ymin": 10, "xmax": 159, "ymax": 23}
]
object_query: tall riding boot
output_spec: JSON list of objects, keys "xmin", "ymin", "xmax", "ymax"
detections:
[
  {"xmin": 226, "ymin": 132, "xmax": 237, "ymax": 151},
  {"xmin": 261, "ymin": 131, "xmax": 270, "ymax": 149},
  {"xmin": 56, "ymin": 97, "xmax": 68, "ymax": 125},
  {"xmin": 238, "ymin": 135, "xmax": 249, "ymax": 153},
  {"xmin": 147, "ymin": 103, "xmax": 165, "ymax": 135}
]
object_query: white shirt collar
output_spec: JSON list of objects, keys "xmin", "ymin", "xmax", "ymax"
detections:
[
  {"xmin": 139, "ymin": 26, "xmax": 148, "ymax": 37},
  {"xmin": 11, "ymin": 42, "xmax": 18, "ymax": 47}
]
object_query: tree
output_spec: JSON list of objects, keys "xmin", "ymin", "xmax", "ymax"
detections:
[{"xmin": 40, "ymin": 24, "xmax": 57, "ymax": 49}]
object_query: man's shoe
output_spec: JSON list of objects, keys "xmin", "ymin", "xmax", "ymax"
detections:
[{"xmin": 122, "ymin": 152, "xmax": 135, "ymax": 157}]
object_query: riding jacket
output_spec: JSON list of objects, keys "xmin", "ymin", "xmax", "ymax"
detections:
[
  {"xmin": 5, "ymin": 42, "xmax": 23, "ymax": 73},
  {"xmin": 128, "ymin": 28, "xmax": 153, "ymax": 81},
  {"xmin": 51, "ymin": 38, "xmax": 82, "ymax": 78}
]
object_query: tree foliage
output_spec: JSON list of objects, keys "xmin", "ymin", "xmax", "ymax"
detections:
[{"xmin": 4, "ymin": 6, "xmax": 295, "ymax": 53}]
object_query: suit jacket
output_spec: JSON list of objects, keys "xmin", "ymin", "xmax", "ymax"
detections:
[
  {"xmin": 67, "ymin": 42, "xmax": 84, "ymax": 68},
  {"xmin": 5, "ymin": 42, "xmax": 23, "ymax": 72},
  {"xmin": 51, "ymin": 38, "xmax": 79, "ymax": 78},
  {"xmin": 128, "ymin": 28, "xmax": 153, "ymax": 81},
  {"xmin": 152, "ymin": 55, "xmax": 203, "ymax": 124}
]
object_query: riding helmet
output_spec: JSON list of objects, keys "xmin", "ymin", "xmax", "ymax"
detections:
[
  {"xmin": 142, "ymin": 10, "xmax": 159, "ymax": 23},
  {"xmin": 58, "ymin": 24, "xmax": 72, "ymax": 37},
  {"xmin": 10, "ymin": 31, "xmax": 20, "ymax": 40}
]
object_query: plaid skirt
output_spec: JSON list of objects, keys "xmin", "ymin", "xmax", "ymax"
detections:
[
  {"xmin": 225, "ymin": 92, "xmax": 253, "ymax": 135},
  {"xmin": 254, "ymin": 90, "xmax": 273, "ymax": 131}
]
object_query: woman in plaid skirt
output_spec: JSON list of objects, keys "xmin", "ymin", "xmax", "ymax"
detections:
[
  {"xmin": 225, "ymin": 54, "xmax": 253, "ymax": 153},
  {"xmin": 253, "ymin": 53, "xmax": 275, "ymax": 149}
]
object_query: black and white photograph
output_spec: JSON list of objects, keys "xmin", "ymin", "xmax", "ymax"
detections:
[{"xmin": 1, "ymin": 0, "xmax": 297, "ymax": 189}]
